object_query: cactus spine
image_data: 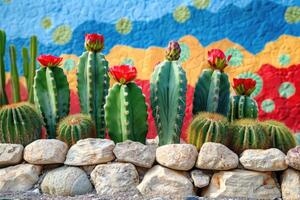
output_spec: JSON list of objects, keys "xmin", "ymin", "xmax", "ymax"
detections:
[
  {"xmin": 229, "ymin": 119, "xmax": 269, "ymax": 154},
  {"xmin": 150, "ymin": 41, "xmax": 187, "ymax": 145},
  {"xmin": 77, "ymin": 34, "xmax": 109, "ymax": 138},
  {"xmin": 9, "ymin": 45, "xmax": 21, "ymax": 103},
  {"xmin": 0, "ymin": 30, "xmax": 7, "ymax": 105},
  {"xmin": 57, "ymin": 114, "xmax": 96, "ymax": 146},
  {"xmin": 0, "ymin": 102, "xmax": 43, "ymax": 145},
  {"xmin": 261, "ymin": 120, "xmax": 296, "ymax": 153},
  {"xmin": 229, "ymin": 95, "xmax": 258, "ymax": 122},
  {"xmin": 188, "ymin": 112, "xmax": 229, "ymax": 150},
  {"xmin": 34, "ymin": 55, "xmax": 70, "ymax": 138}
]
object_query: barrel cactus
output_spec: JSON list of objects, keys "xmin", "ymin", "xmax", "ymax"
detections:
[
  {"xmin": 33, "ymin": 54, "xmax": 70, "ymax": 138},
  {"xmin": 105, "ymin": 65, "xmax": 148, "ymax": 143},
  {"xmin": 229, "ymin": 119, "xmax": 269, "ymax": 154},
  {"xmin": 0, "ymin": 102, "xmax": 43, "ymax": 145},
  {"xmin": 261, "ymin": 120, "xmax": 296, "ymax": 153},
  {"xmin": 229, "ymin": 78, "xmax": 258, "ymax": 122},
  {"xmin": 150, "ymin": 41, "xmax": 187, "ymax": 145},
  {"xmin": 77, "ymin": 33, "xmax": 109, "ymax": 138},
  {"xmin": 57, "ymin": 114, "xmax": 96, "ymax": 146},
  {"xmin": 188, "ymin": 112, "xmax": 229, "ymax": 150},
  {"xmin": 193, "ymin": 49, "xmax": 231, "ymax": 116}
]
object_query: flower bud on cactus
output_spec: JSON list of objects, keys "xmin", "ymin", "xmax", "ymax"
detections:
[
  {"xmin": 57, "ymin": 114, "xmax": 96, "ymax": 146},
  {"xmin": 150, "ymin": 41, "xmax": 187, "ymax": 145},
  {"xmin": 188, "ymin": 112, "xmax": 229, "ymax": 150},
  {"xmin": 84, "ymin": 33, "xmax": 104, "ymax": 52},
  {"xmin": 34, "ymin": 54, "xmax": 70, "ymax": 138},
  {"xmin": 0, "ymin": 102, "xmax": 43, "ymax": 145},
  {"xmin": 208, "ymin": 49, "xmax": 231, "ymax": 71},
  {"xmin": 165, "ymin": 41, "xmax": 181, "ymax": 61},
  {"xmin": 105, "ymin": 65, "xmax": 148, "ymax": 143},
  {"xmin": 229, "ymin": 78, "xmax": 258, "ymax": 122},
  {"xmin": 77, "ymin": 33, "xmax": 109, "ymax": 138},
  {"xmin": 261, "ymin": 120, "xmax": 296, "ymax": 153}
]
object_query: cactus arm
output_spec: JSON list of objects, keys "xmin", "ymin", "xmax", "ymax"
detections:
[
  {"xmin": 217, "ymin": 72, "xmax": 230, "ymax": 115},
  {"xmin": 77, "ymin": 51, "xmax": 89, "ymax": 112},
  {"xmin": 207, "ymin": 70, "xmax": 221, "ymax": 113},
  {"xmin": 9, "ymin": 45, "xmax": 20, "ymax": 103},
  {"xmin": 22, "ymin": 47, "xmax": 29, "ymax": 82},
  {"xmin": 27, "ymin": 36, "xmax": 37, "ymax": 103},
  {"xmin": 0, "ymin": 30, "xmax": 7, "ymax": 105}
]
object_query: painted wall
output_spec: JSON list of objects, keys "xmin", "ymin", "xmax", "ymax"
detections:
[{"xmin": 1, "ymin": 0, "xmax": 300, "ymax": 138}]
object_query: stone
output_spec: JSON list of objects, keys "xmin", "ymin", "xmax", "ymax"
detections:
[
  {"xmin": 281, "ymin": 168, "xmax": 300, "ymax": 200},
  {"xmin": 240, "ymin": 148, "xmax": 287, "ymax": 171},
  {"xmin": 0, "ymin": 164, "xmax": 42, "ymax": 192},
  {"xmin": 286, "ymin": 146, "xmax": 300, "ymax": 170},
  {"xmin": 41, "ymin": 166, "xmax": 93, "ymax": 196},
  {"xmin": 113, "ymin": 140, "xmax": 156, "ymax": 168},
  {"xmin": 65, "ymin": 138, "xmax": 115, "ymax": 166},
  {"xmin": 0, "ymin": 144, "xmax": 24, "ymax": 166},
  {"xmin": 196, "ymin": 142, "xmax": 238, "ymax": 170},
  {"xmin": 202, "ymin": 169, "xmax": 281, "ymax": 199},
  {"xmin": 91, "ymin": 162, "xmax": 139, "ymax": 196},
  {"xmin": 156, "ymin": 144, "xmax": 198, "ymax": 170},
  {"xmin": 24, "ymin": 139, "xmax": 68, "ymax": 164},
  {"xmin": 190, "ymin": 170, "xmax": 210, "ymax": 188},
  {"xmin": 137, "ymin": 165, "xmax": 195, "ymax": 198}
]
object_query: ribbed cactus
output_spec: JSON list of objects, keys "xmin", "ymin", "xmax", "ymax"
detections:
[
  {"xmin": 0, "ymin": 102, "xmax": 43, "ymax": 145},
  {"xmin": 105, "ymin": 65, "xmax": 148, "ymax": 143},
  {"xmin": 9, "ymin": 45, "xmax": 21, "ymax": 103},
  {"xmin": 34, "ymin": 54, "xmax": 70, "ymax": 138},
  {"xmin": 193, "ymin": 49, "xmax": 231, "ymax": 116},
  {"xmin": 0, "ymin": 30, "xmax": 7, "ymax": 105},
  {"xmin": 229, "ymin": 119, "xmax": 269, "ymax": 154},
  {"xmin": 261, "ymin": 120, "xmax": 296, "ymax": 153},
  {"xmin": 188, "ymin": 112, "xmax": 229, "ymax": 150},
  {"xmin": 57, "ymin": 114, "xmax": 96, "ymax": 146},
  {"xmin": 229, "ymin": 78, "xmax": 258, "ymax": 121},
  {"xmin": 77, "ymin": 33, "xmax": 109, "ymax": 138}
]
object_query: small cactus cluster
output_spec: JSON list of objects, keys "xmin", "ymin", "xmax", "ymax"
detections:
[
  {"xmin": 105, "ymin": 65, "xmax": 148, "ymax": 143},
  {"xmin": 150, "ymin": 41, "xmax": 187, "ymax": 145},
  {"xmin": 0, "ymin": 102, "xmax": 43, "ymax": 145},
  {"xmin": 57, "ymin": 114, "xmax": 96, "ymax": 146}
]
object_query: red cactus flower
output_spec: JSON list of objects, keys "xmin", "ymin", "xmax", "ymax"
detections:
[
  {"xmin": 109, "ymin": 65, "xmax": 137, "ymax": 84},
  {"xmin": 165, "ymin": 41, "xmax": 181, "ymax": 61},
  {"xmin": 37, "ymin": 54, "xmax": 63, "ymax": 68},
  {"xmin": 233, "ymin": 78, "xmax": 256, "ymax": 96},
  {"xmin": 208, "ymin": 49, "xmax": 232, "ymax": 70},
  {"xmin": 85, "ymin": 33, "xmax": 104, "ymax": 52}
]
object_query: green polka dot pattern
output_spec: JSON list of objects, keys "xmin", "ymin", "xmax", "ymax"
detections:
[
  {"xmin": 279, "ymin": 82, "xmax": 295, "ymax": 98},
  {"xmin": 193, "ymin": 0, "xmax": 210, "ymax": 9},
  {"xmin": 225, "ymin": 48, "xmax": 243, "ymax": 67},
  {"xmin": 278, "ymin": 54, "xmax": 291, "ymax": 66},
  {"xmin": 116, "ymin": 18, "xmax": 132, "ymax": 35},
  {"xmin": 121, "ymin": 58, "xmax": 135, "ymax": 66},
  {"xmin": 41, "ymin": 17, "xmax": 52, "ymax": 29},
  {"xmin": 261, "ymin": 99, "xmax": 275, "ymax": 113},
  {"xmin": 173, "ymin": 6, "xmax": 191, "ymax": 23},
  {"xmin": 285, "ymin": 6, "xmax": 300, "ymax": 24},
  {"xmin": 52, "ymin": 25, "xmax": 72, "ymax": 45},
  {"xmin": 63, "ymin": 59, "xmax": 76, "ymax": 71},
  {"xmin": 179, "ymin": 42, "xmax": 191, "ymax": 63}
]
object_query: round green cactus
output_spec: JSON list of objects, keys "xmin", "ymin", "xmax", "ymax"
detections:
[
  {"xmin": 261, "ymin": 120, "xmax": 296, "ymax": 153},
  {"xmin": 229, "ymin": 119, "xmax": 269, "ymax": 154},
  {"xmin": 57, "ymin": 114, "xmax": 96, "ymax": 146},
  {"xmin": 228, "ymin": 95, "xmax": 258, "ymax": 122},
  {"xmin": 188, "ymin": 112, "xmax": 229, "ymax": 150},
  {"xmin": 0, "ymin": 102, "xmax": 43, "ymax": 145}
]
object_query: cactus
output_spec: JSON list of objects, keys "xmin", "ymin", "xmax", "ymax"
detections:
[
  {"xmin": 34, "ymin": 54, "xmax": 70, "ymax": 138},
  {"xmin": 0, "ymin": 30, "xmax": 8, "ymax": 105},
  {"xmin": 229, "ymin": 78, "xmax": 258, "ymax": 121},
  {"xmin": 105, "ymin": 65, "xmax": 148, "ymax": 143},
  {"xmin": 150, "ymin": 41, "xmax": 187, "ymax": 145},
  {"xmin": 193, "ymin": 49, "xmax": 231, "ymax": 116},
  {"xmin": 0, "ymin": 102, "xmax": 43, "ymax": 145},
  {"xmin": 229, "ymin": 119, "xmax": 270, "ymax": 154},
  {"xmin": 77, "ymin": 33, "xmax": 109, "ymax": 138},
  {"xmin": 188, "ymin": 112, "xmax": 229, "ymax": 150},
  {"xmin": 57, "ymin": 114, "xmax": 96, "ymax": 146},
  {"xmin": 9, "ymin": 45, "xmax": 21, "ymax": 103},
  {"xmin": 27, "ymin": 36, "xmax": 38, "ymax": 103},
  {"xmin": 261, "ymin": 120, "xmax": 296, "ymax": 153}
]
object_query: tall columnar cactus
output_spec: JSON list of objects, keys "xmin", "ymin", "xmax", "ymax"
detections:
[
  {"xmin": 0, "ymin": 102, "xmax": 43, "ymax": 145},
  {"xmin": 34, "ymin": 54, "xmax": 70, "ymax": 138},
  {"xmin": 105, "ymin": 65, "xmax": 148, "ymax": 143},
  {"xmin": 193, "ymin": 49, "xmax": 231, "ymax": 116},
  {"xmin": 0, "ymin": 30, "xmax": 8, "ymax": 105},
  {"xmin": 229, "ymin": 78, "xmax": 258, "ymax": 122},
  {"xmin": 77, "ymin": 33, "xmax": 109, "ymax": 138},
  {"xmin": 27, "ymin": 36, "xmax": 38, "ymax": 103},
  {"xmin": 188, "ymin": 112, "xmax": 229, "ymax": 150},
  {"xmin": 9, "ymin": 45, "xmax": 21, "ymax": 103},
  {"xmin": 261, "ymin": 120, "xmax": 296, "ymax": 153},
  {"xmin": 229, "ymin": 119, "xmax": 270, "ymax": 154},
  {"xmin": 57, "ymin": 114, "xmax": 96, "ymax": 146},
  {"xmin": 150, "ymin": 41, "xmax": 187, "ymax": 145}
]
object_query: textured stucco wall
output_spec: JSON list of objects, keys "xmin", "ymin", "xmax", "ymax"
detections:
[{"xmin": 1, "ymin": 0, "xmax": 300, "ymax": 137}]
